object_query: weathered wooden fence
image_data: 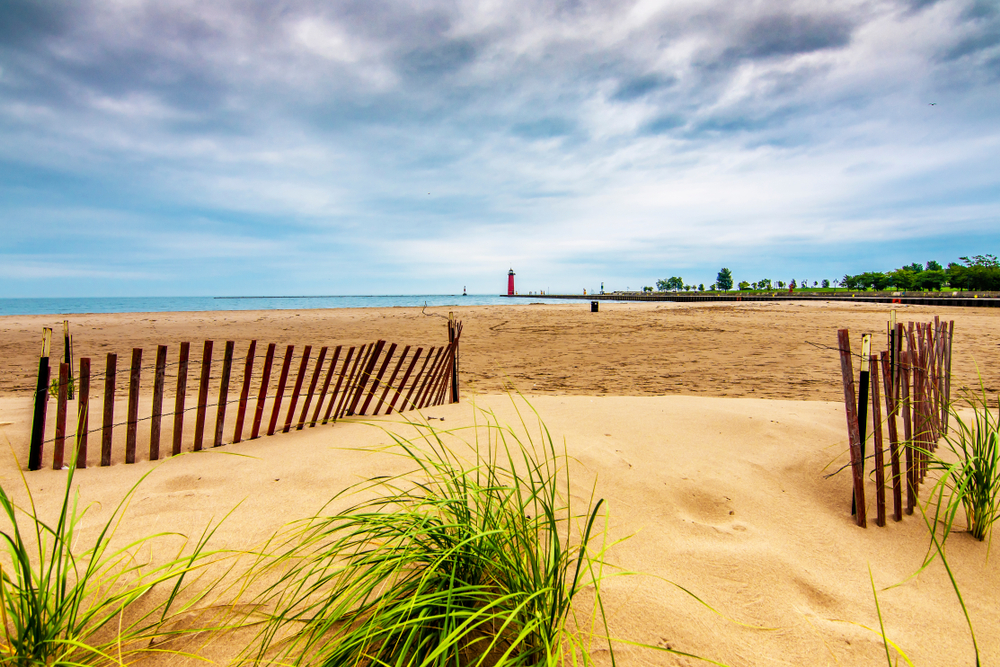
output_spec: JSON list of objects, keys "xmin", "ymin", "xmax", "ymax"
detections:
[
  {"xmin": 27, "ymin": 318, "xmax": 463, "ymax": 471},
  {"xmin": 837, "ymin": 314, "xmax": 954, "ymax": 527}
]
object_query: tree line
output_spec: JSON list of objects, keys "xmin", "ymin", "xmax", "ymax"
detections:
[
  {"xmin": 650, "ymin": 255, "xmax": 999, "ymax": 293},
  {"xmin": 840, "ymin": 255, "xmax": 1000, "ymax": 291}
]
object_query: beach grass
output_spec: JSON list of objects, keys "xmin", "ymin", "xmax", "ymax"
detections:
[
  {"xmin": 0, "ymin": 442, "xmax": 241, "ymax": 665},
  {"xmin": 923, "ymin": 381, "xmax": 1000, "ymax": 548},
  {"xmin": 238, "ymin": 399, "xmax": 615, "ymax": 666}
]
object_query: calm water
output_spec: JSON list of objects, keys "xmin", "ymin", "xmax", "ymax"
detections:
[{"xmin": 0, "ymin": 295, "xmax": 578, "ymax": 316}]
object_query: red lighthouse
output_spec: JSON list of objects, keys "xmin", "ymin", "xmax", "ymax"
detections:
[{"xmin": 507, "ymin": 269, "xmax": 515, "ymax": 296}]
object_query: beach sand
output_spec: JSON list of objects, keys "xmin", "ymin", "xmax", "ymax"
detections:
[{"xmin": 1, "ymin": 300, "xmax": 998, "ymax": 665}]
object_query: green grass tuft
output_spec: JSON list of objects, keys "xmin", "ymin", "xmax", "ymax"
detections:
[{"xmin": 241, "ymin": 399, "xmax": 616, "ymax": 666}]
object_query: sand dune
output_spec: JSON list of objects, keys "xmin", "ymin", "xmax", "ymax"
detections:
[{"xmin": 0, "ymin": 393, "xmax": 996, "ymax": 666}]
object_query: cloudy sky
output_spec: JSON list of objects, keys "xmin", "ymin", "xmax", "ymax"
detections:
[{"xmin": 1, "ymin": 0, "xmax": 997, "ymax": 296}]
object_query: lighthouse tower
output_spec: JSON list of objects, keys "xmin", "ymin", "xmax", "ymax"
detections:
[{"xmin": 507, "ymin": 269, "xmax": 516, "ymax": 296}]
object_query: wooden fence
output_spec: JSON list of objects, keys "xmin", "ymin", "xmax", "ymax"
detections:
[
  {"xmin": 27, "ymin": 318, "xmax": 463, "ymax": 471},
  {"xmin": 837, "ymin": 315, "xmax": 954, "ymax": 527}
]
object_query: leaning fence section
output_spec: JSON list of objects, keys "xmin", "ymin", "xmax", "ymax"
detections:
[
  {"xmin": 837, "ymin": 314, "xmax": 953, "ymax": 528},
  {"xmin": 27, "ymin": 317, "xmax": 463, "ymax": 471}
]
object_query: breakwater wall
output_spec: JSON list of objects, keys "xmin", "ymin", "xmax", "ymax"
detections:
[{"xmin": 503, "ymin": 292, "xmax": 1000, "ymax": 308}]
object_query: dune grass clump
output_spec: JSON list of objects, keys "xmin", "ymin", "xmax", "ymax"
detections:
[
  {"xmin": 0, "ymin": 448, "xmax": 233, "ymax": 666},
  {"xmin": 925, "ymin": 384, "xmax": 1000, "ymax": 546},
  {"xmin": 243, "ymin": 403, "xmax": 614, "ymax": 666}
]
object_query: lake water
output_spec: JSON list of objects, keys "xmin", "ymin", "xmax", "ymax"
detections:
[{"xmin": 0, "ymin": 295, "xmax": 579, "ymax": 316}]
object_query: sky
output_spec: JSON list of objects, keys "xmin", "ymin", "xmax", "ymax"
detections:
[{"xmin": 1, "ymin": 0, "xmax": 998, "ymax": 297}]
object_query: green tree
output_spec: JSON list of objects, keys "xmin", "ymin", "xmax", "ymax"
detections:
[
  {"xmin": 656, "ymin": 277, "xmax": 684, "ymax": 291},
  {"xmin": 926, "ymin": 260, "xmax": 943, "ymax": 271},
  {"xmin": 738, "ymin": 281, "xmax": 750, "ymax": 290},
  {"xmin": 821, "ymin": 279, "xmax": 830, "ymax": 288},
  {"xmin": 716, "ymin": 268, "xmax": 733, "ymax": 291}
]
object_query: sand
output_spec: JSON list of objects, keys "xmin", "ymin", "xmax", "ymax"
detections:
[
  {"xmin": 1, "ymin": 301, "xmax": 998, "ymax": 665},
  {"xmin": 1, "ymin": 300, "xmax": 999, "ymax": 399}
]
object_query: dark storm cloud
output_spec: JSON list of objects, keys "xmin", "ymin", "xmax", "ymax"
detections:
[{"xmin": 726, "ymin": 12, "xmax": 856, "ymax": 60}]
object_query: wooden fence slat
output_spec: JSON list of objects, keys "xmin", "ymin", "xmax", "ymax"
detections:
[
  {"xmin": 837, "ymin": 330, "xmax": 866, "ymax": 528},
  {"xmin": 283, "ymin": 346, "xmax": 311, "ymax": 433},
  {"xmin": 323, "ymin": 346, "xmax": 355, "ymax": 424},
  {"xmin": 101, "ymin": 352, "xmax": 117, "ymax": 467},
  {"xmin": 401, "ymin": 347, "xmax": 434, "ymax": 412},
  {"xmin": 374, "ymin": 346, "xmax": 409, "ymax": 415},
  {"xmin": 125, "ymin": 348, "xmax": 142, "ymax": 464},
  {"xmin": 342, "ymin": 342, "xmax": 375, "ymax": 418},
  {"xmin": 335, "ymin": 343, "xmax": 370, "ymax": 420},
  {"xmin": 387, "ymin": 347, "xmax": 422, "ymax": 415},
  {"xmin": 172, "ymin": 343, "xmax": 189, "ymax": 456},
  {"xmin": 349, "ymin": 340, "xmax": 384, "ymax": 416},
  {"xmin": 268, "ymin": 345, "xmax": 294, "ymax": 436},
  {"xmin": 77, "ymin": 357, "xmax": 90, "ymax": 469},
  {"xmin": 435, "ymin": 329, "xmax": 460, "ymax": 407},
  {"xmin": 29, "ymin": 328, "xmax": 52, "ymax": 471},
  {"xmin": 150, "ymin": 345, "xmax": 167, "ymax": 461},
  {"xmin": 900, "ymin": 349, "xmax": 914, "ymax": 514},
  {"xmin": 870, "ymin": 354, "xmax": 886, "ymax": 527},
  {"xmin": 298, "ymin": 346, "xmax": 327, "ymax": 430},
  {"xmin": 214, "ymin": 341, "xmax": 235, "ymax": 447},
  {"xmin": 252, "ymin": 343, "xmax": 276, "ymax": 439},
  {"xmin": 435, "ymin": 348, "xmax": 455, "ymax": 406},
  {"xmin": 193, "ymin": 341, "xmax": 213, "ymax": 451},
  {"xmin": 428, "ymin": 344, "xmax": 453, "ymax": 408},
  {"xmin": 880, "ymin": 350, "xmax": 903, "ymax": 522},
  {"xmin": 312, "ymin": 346, "xmax": 341, "ymax": 426},
  {"xmin": 451, "ymin": 321, "xmax": 461, "ymax": 404},
  {"xmin": 943, "ymin": 320, "xmax": 954, "ymax": 434},
  {"xmin": 360, "ymin": 343, "xmax": 395, "ymax": 416},
  {"xmin": 233, "ymin": 340, "xmax": 256, "ymax": 444},
  {"xmin": 53, "ymin": 362, "xmax": 69, "ymax": 470},
  {"xmin": 416, "ymin": 348, "xmax": 445, "ymax": 410}
]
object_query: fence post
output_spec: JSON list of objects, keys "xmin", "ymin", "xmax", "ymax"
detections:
[
  {"xmin": 348, "ymin": 341, "xmax": 384, "ymax": 416},
  {"xmin": 251, "ymin": 343, "xmax": 276, "ymax": 439},
  {"xmin": 837, "ymin": 329, "xmax": 866, "ymax": 527},
  {"xmin": 53, "ymin": 362, "xmax": 69, "ymax": 470},
  {"xmin": 63, "ymin": 320, "xmax": 74, "ymax": 400},
  {"xmin": 298, "ymin": 346, "xmax": 327, "ymax": 430},
  {"xmin": 360, "ymin": 343, "xmax": 395, "ymax": 416},
  {"xmin": 900, "ymin": 348, "xmax": 914, "ymax": 514},
  {"xmin": 323, "ymin": 346, "xmax": 355, "ymax": 424},
  {"xmin": 870, "ymin": 354, "xmax": 885, "ymax": 527},
  {"xmin": 388, "ymin": 348, "xmax": 422, "ymax": 415},
  {"xmin": 283, "ymin": 345, "xmax": 311, "ymax": 433},
  {"xmin": 313, "ymin": 346, "xmax": 342, "ymax": 426},
  {"xmin": 233, "ymin": 340, "xmax": 256, "ymax": 443},
  {"xmin": 101, "ymin": 353, "xmax": 117, "ymax": 467},
  {"xmin": 268, "ymin": 345, "xmax": 294, "ymax": 436},
  {"xmin": 451, "ymin": 318, "xmax": 460, "ymax": 404},
  {"xmin": 374, "ymin": 346, "xmax": 409, "ymax": 416},
  {"xmin": 335, "ymin": 344, "xmax": 369, "ymax": 420},
  {"xmin": 125, "ymin": 348, "xmax": 142, "ymax": 464},
  {"xmin": 943, "ymin": 320, "xmax": 954, "ymax": 434},
  {"xmin": 193, "ymin": 341, "xmax": 213, "ymax": 451},
  {"xmin": 28, "ymin": 328, "xmax": 52, "ymax": 471},
  {"xmin": 172, "ymin": 342, "xmax": 190, "ymax": 456},
  {"xmin": 150, "ymin": 345, "xmax": 167, "ymax": 460},
  {"xmin": 214, "ymin": 341, "xmax": 235, "ymax": 447},
  {"xmin": 76, "ymin": 357, "xmax": 90, "ymax": 469},
  {"xmin": 880, "ymin": 350, "xmax": 903, "ymax": 522}
]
